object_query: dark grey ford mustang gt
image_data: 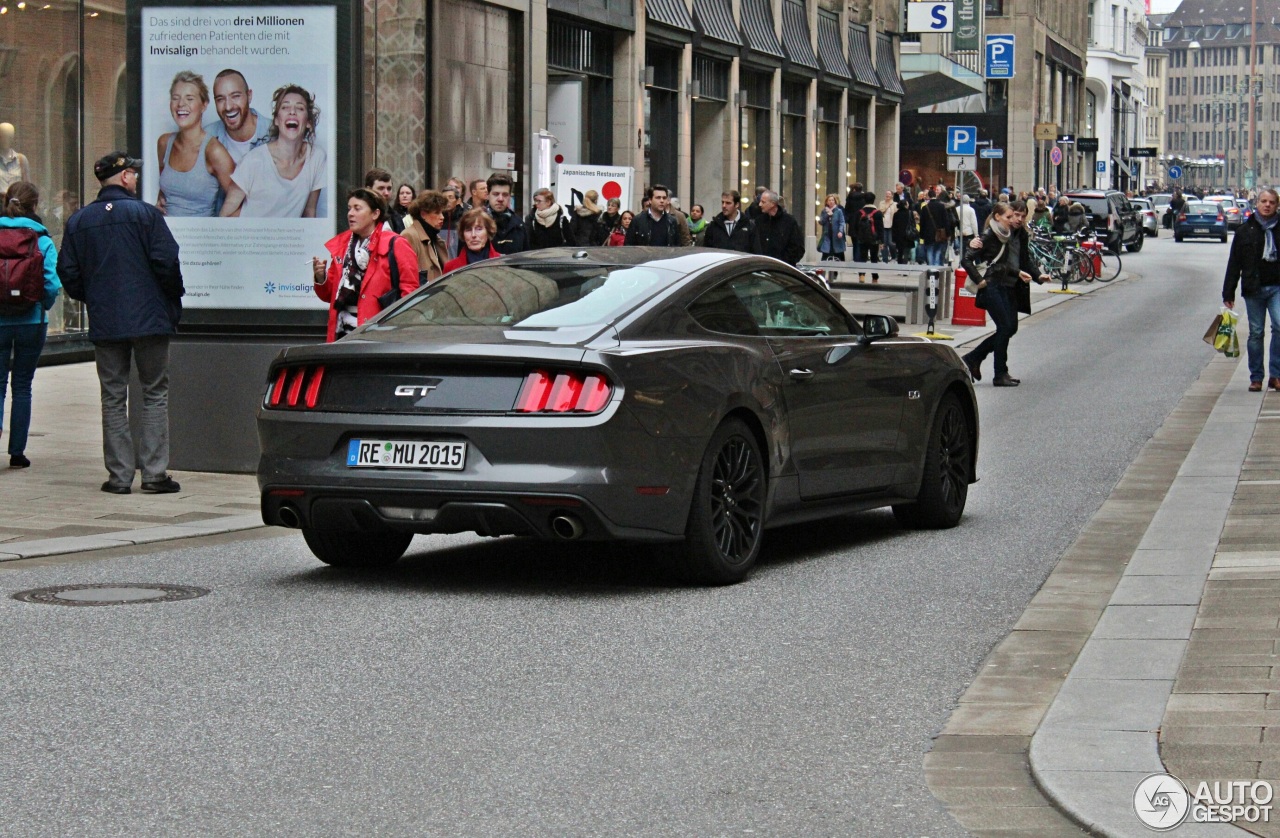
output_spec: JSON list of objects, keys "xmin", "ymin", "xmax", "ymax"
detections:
[{"xmin": 258, "ymin": 248, "xmax": 978, "ymax": 583}]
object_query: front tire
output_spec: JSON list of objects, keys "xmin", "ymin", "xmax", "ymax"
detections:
[
  {"xmin": 893, "ymin": 395, "xmax": 972, "ymax": 529},
  {"xmin": 679, "ymin": 418, "xmax": 767, "ymax": 585},
  {"xmin": 1126, "ymin": 233, "xmax": 1144, "ymax": 252},
  {"xmin": 302, "ymin": 528, "xmax": 413, "ymax": 569}
]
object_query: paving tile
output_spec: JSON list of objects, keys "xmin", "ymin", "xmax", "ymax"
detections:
[
  {"xmin": 1013, "ymin": 606, "xmax": 1103, "ymax": 633},
  {"xmin": 945, "ymin": 804, "xmax": 1085, "ymax": 830},
  {"xmin": 941, "ymin": 703, "xmax": 1049, "ymax": 736},
  {"xmin": 1166, "ymin": 693, "xmax": 1270, "ymax": 712},
  {"xmin": 1125, "ymin": 548, "xmax": 1215, "ymax": 576},
  {"xmin": 1030, "ymin": 727, "xmax": 1159, "ymax": 772},
  {"xmin": 1110, "ymin": 574, "xmax": 1207, "ymax": 606},
  {"xmin": 1040, "ymin": 678, "xmax": 1172, "ymax": 731},
  {"xmin": 927, "ymin": 734, "xmax": 1032, "ymax": 754},
  {"xmin": 959, "ymin": 675, "xmax": 1063, "ymax": 705},
  {"xmin": 1069, "ymin": 638, "xmax": 1187, "ymax": 681},
  {"xmin": 1093, "ymin": 605, "xmax": 1199, "ymax": 639}
]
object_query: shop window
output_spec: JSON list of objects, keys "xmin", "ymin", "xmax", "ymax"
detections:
[
  {"xmin": 644, "ymin": 43, "xmax": 681, "ymax": 194},
  {"xmin": 779, "ymin": 80, "xmax": 807, "ymax": 218},
  {"xmin": 739, "ymin": 68, "xmax": 772, "ymax": 207}
]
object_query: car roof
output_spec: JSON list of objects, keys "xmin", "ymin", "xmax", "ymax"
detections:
[{"xmin": 491, "ymin": 246, "xmax": 746, "ymax": 272}]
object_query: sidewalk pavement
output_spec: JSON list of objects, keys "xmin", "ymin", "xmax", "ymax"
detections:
[
  {"xmin": 0, "ymin": 361, "xmax": 261, "ymax": 560},
  {"xmin": 7, "ymin": 267, "xmax": 1275, "ymax": 835}
]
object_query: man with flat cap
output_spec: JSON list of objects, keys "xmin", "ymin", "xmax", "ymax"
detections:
[{"xmin": 57, "ymin": 151, "xmax": 185, "ymax": 495}]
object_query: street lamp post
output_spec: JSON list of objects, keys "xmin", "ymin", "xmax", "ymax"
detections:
[{"xmin": 1185, "ymin": 40, "xmax": 1200, "ymax": 190}]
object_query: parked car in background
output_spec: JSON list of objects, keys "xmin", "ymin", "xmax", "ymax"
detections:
[
  {"xmin": 256, "ymin": 248, "xmax": 980, "ymax": 584},
  {"xmin": 1065, "ymin": 190, "xmax": 1143, "ymax": 253},
  {"xmin": 1149, "ymin": 193, "xmax": 1173, "ymax": 229},
  {"xmin": 1131, "ymin": 198, "xmax": 1159, "ymax": 238},
  {"xmin": 1207, "ymin": 195, "xmax": 1244, "ymax": 230},
  {"xmin": 1173, "ymin": 200, "xmax": 1228, "ymax": 242}
]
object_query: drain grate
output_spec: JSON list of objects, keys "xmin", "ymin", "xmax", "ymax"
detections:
[{"xmin": 12, "ymin": 583, "xmax": 210, "ymax": 607}]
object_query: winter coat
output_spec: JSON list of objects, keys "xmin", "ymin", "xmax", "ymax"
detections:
[
  {"xmin": 751, "ymin": 208, "xmax": 805, "ymax": 266},
  {"xmin": 958, "ymin": 203, "xmax": 979, "ymax": 238},
  {"xmin": 527, "ymin": 206, "xmax": 574, "ymax": 250},
  {"xmin": 669, "ymin": 208, "xmax": 694, "ymax": 246},
  {"xmin": 920, "ymin": 198, "xmax": 954, "ymax": 243},
  {"xmin": 57, "ymin": 185, "xmax": 183, "ymax": 341},
  {"xmin": 1223, "ymin": 215, "xmax": 1280, "ymax": 302},
  {"xmin": 597, "ymin": 212, "xmax": 621, "ymax": 245},
  {"xmin": 315, "ymin": 227, "xmax": 420, "ymax": 342},
  {"xmin": 702, "ymin": 212, "xmax": 756, "ymax": 252},
  {"xmin": 570, "ymin": 207, "xmax": 603, "ymax": 247},
  {"xmin": 488, "ymin": 207, "xmax": 528, "ymax": 254},
  {"xmin": 843, "ymin": 190, "xmax": 873, "ymax": 224},
  {"xmin": 818, "ymin": 206, "xmax": 846, "ymax": 255},
  {"xmin": 972, "ymin": 196, "xmax": 994, "ymax": 231},
  {"xmin": 1052, "ymin": 203, "xmax": 1071, "ymax": 234},
  {"xmin": 0, "ymin": 216, "xmax": 60, "ymax": 326},
  {"xmin": 624, "ymin": 210, "xmax": 681, "ymax": 247},
  {"xmin": 961, "ymin": 226, "xmax": 1043, "ymax": 290},
  {"xmin": 403, "ymin": 220, "xmax": 448, "ymax": 284},
  {"xmin": 443, "ymin": 243, "xmax": 503, "ymax": 274},
  {"xmin": 891, "ymin": 194, "xmax": 917, "ymax": 240}
]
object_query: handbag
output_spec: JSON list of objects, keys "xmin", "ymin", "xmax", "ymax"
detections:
[
  {"xmin": 965, "ymin": 240, "xmax": 1006, "ymax": 297},
  {"xmin": 1213, "ymin": 308, "xmax": 1240, "ymax": 357}
]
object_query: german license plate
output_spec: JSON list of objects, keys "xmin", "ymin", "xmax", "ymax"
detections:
[
  {"xmin": 1196, "ymin": 227, "xmax": 1210, "ymax": 233},
  {"xmin": 346, "ymin": 439, "xmax": 467, "ymax": 470}
]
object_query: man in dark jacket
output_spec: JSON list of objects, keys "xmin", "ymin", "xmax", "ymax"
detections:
[
  {"xmin": 920, "ymin": 191, "xmax": 954, "ymax": 265},
  {"xmin": 625, "ymin": 184, "xmax": 681, "ymax": 246},
  {"xmin": 891, "ymin": 184, "xmax": 918, "ymax": 264},
  {"xmin": 843, "ymin": 182, "xmax": 873, "ymax": 229},
  {"xmin": 57, "ymin": 151, "xmax": 184, "ymax": 495},
  {"xmin": 485, "ymin": 172, "xmax": 528, "ymax": 254},
  {"xmin": 972, "ymin": 189, "xmax": 994, "ymax": 232},
  {"xmin": 1223, "ymin": 187, "xmax": 1280, "ymax": 392},
  {"xmin": 751, "ymin": 190, "xmax": 805, "ymax": 265},
  {"xmin": 702, "ymin": 191, "xmax": 757, "ymax": 252}
]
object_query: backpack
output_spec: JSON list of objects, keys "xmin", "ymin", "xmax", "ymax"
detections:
[
  {"xmin": 856, "ymin": 207, "xmax": 879, "ymax": 245},
  {"xmin": 0, "ymin": 226, "xmax": 44, "ymax": 315}
]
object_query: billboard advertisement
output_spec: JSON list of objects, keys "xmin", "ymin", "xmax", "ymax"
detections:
[{"xmin": 140, "ymin": 5, "xmax": 336, "ymax": 309}]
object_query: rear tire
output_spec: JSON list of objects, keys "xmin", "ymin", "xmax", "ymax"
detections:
[
  {"xmin": 678, "ymin": 418, "xmax": 767, "ymax": 585},
  {"xmin": 1126, "ymin": 233, "xmax": 1144, "ymax": 253},
  {"xmin": 302, "ymin": 528, "xmax": 412, "ymax": 569},
  {"xmin": 1175, "ymin": 234, "xmax": 1184, "ymax": 242},
  {"xmin": 1221, "ymin": 235, "xmax": 1229, "ymax": 243},
  {"xmin": 893, "ymin": 395, "xmax": 972, "ymax": 530}
]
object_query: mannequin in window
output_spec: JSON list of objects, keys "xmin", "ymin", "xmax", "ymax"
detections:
[{"xmin": 0, "ymin": 124, "xmax": 31, "ymax": 195}]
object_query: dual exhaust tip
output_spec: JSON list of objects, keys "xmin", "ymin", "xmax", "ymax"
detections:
[{"xmin": 278, "ymin": 503, "xmax": 584, "ymax": 541}]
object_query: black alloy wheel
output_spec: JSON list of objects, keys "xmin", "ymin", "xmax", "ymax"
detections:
[
  {"xmin": 893, "ymin": 395, "xmax": 971, "ymax": 529},
  {"xmin": 681, "ymin": 418, "xmax": 767, "ymax": 584}
]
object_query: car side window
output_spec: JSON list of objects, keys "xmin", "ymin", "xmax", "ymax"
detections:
[{"xmin": 689, "ymin": 271, "xmax": 852, "ymax": 338}]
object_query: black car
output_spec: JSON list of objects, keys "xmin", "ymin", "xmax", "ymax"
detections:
[
  {"xmin": 1064, "ymin": 190, "xmax": 1143, "ymax": 253},
  {"xmin": 257, "ymin": 249, "xmax": 979, "ymax": 584}
]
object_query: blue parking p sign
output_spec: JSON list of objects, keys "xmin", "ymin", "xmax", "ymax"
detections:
[
  {"xmin": 1096, "ymin": 160, "xmax": 1107, "ymax": 174},
  {"xmin": 986, "ymin": 34, "xmax": 1015, "ymax": 79},
  {"xmin": 947, "ymin": 126, "xmax": 977, "ymax": 157}
]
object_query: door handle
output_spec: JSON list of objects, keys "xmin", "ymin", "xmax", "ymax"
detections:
[{"xmin": 789, "ymin": 368, "xmax": 815, "ymax": 381}]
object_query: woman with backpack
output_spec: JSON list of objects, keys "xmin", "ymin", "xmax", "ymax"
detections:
[
  {"xmin": 818, "ymin": 194, "xmax": 846, "ymax": 261},
  {"xmin": 0, "ymin": 181, "xmax": 61, "ymax": 468}
]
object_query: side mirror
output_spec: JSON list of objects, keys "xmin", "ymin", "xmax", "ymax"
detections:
[{"xmin": 861, "ymin": 314, "xmax": 899, "ymax": 343}]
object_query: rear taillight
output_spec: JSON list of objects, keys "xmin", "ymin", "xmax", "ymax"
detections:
[
  {"xmin": 1218, "ymin": 214, "xmax": 1225, "ymax": 222},
  {"xmin": 1178, "ymin": 214, "xmax": 1187, "ymax": 222},
  {"xmin": 514, "ymin": 370, "xmax": 613, "ymax": 414},
  {"xmin": 266, "ymin": 364, "xmax": 326, "ymax": 410}
]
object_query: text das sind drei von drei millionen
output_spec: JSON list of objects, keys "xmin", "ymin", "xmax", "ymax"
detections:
[{"xmin": 148, "ymin": 15, "xmax": 303, "ymax": 58}]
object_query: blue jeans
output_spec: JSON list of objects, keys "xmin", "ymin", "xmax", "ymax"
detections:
[
  {"xmin": 925, "ymin": 241, "xmax": 947, "ymax": 265},
  {"xmin": 0, "ymin": 322, "xmax": 48, "ymax": 457},
  {"xmin": 968, "ymin": 284, "xmax": 1019, "ymax": 377},
  {"xmin": 1244, "ymin": 284, "xmax": 1280, "ymax": 382}
]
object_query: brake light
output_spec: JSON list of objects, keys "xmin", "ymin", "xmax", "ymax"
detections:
[
  {"xmin": 514, "ymin": 369, "xmax": 613, "ymax": 413},
  {"xmin": 266, "ymin": 364, "xmax": 327, "ymax": 409},
  {"xmin": 1178, "ymin": 214, "xmax": 1187, "ymax": 222},
  {"xmin": 1218, "ymin": 213, "xmax": 1225, "ymax": 222}
]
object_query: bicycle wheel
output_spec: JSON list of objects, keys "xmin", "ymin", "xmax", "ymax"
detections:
[
  {"xmin": 1096, "ymin": 248, "xmax": 1121, "ymax": 282},
  {"xmin": 1075, "ymin": 248, "xmax": 1096, "ymax": 282}
]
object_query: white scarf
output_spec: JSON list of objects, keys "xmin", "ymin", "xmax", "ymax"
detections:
[{"xmin": 535, "ymin": 204, "xmax": 563, "ymax": 228}]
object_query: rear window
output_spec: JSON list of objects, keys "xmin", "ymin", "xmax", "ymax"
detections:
[
  {"xmin": 1186, "ymin": 202, "xmax": 1218, "ymax": 214},
  {"xmin": 1071, "ymin": 197, "xmax": 1110, "ymax": 217},
  {"xmin": 381, "ymin": 264, "xmax": 681, "ymax": 329}
]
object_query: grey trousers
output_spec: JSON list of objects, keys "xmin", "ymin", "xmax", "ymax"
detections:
[{"xmin": 94, "ymin": 336, "xmax": 170, "ymax": 486}]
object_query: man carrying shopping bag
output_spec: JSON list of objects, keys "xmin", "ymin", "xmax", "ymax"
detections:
[{"xmin": 1223, "ymin": 188, "xmax": 1280, "ymax": 392}]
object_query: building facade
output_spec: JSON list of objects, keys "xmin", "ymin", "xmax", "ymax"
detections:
[
  {"xmin": 898, "ymin": 0, "xmax": 1089, "ymax": 195},
  {"xmin": 0, "ymin": 0, "xmax": 905, "ymax": 344},
  {"xmin": 1085, "ymin": 0, "xmax": 1147, "ymax": 193},
  {"xmin": 1145, "ymin": 12, "xmax": 1168, "ymax": 188},
  {"xmin": 1162, "ymin": 0, "xmax": 1280, "ymax": 193}
]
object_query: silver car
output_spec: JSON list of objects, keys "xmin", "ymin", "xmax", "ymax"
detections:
[{"xmin": 1131, "ymin": 198, "xmax": 1159, "ymax": 238}]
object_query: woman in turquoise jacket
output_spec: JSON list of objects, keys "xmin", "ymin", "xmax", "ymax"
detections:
[{"xmin": 0, "ymin": 181, "xmax": 61, "ymax": 468}]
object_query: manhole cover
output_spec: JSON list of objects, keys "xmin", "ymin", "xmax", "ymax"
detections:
[{"xmin": 11, "ymin": 583, "xmax": 210, "ymax": 607}]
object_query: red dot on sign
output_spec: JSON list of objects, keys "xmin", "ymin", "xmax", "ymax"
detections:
[
  {"xmin": 601, "ymin": 181, "xmax": 622, "ymax": 201},
  {"xmin": 555, "ymin": 154, "xmax": 564, "ymax": 164}
]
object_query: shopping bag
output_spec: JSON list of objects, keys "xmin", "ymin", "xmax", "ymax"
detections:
[
  {"xmin": 1202, "ymin": 313, "xmax": 1224, "ymax": 346},
  {"xmin": 1213, "ymin": 308, "xmax": 1240, "ymax": 357}
]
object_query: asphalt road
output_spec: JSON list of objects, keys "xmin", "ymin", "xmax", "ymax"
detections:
[{"xmin": 0, "ymin": 233, "xmax": 1231, "ymax": 837}]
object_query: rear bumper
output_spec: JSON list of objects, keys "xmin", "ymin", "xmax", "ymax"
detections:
[
  {"xmin": 1174, "ymin": 224, "xmax": 1227, "ymax": 238},
  {"xmin": 256, "ymin": 404, "xmax": 702, "ymax": 540}
]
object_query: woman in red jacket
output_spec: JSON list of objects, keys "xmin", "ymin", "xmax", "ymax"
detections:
[
  {"xmin": 442, "ymin": 207, "xmax": 502, "ymax": 274},
  {"xmin": 311, "ymin": 188, "xmax": 420, "ymax": 341}
]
